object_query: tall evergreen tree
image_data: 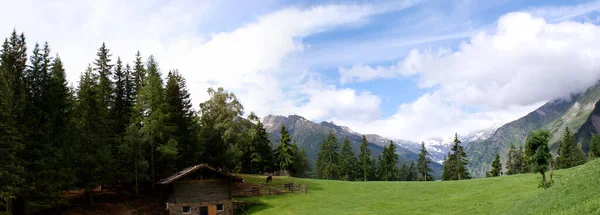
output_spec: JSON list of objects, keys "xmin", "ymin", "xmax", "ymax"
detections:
[
  {"xmin": 524, "ymin": 130, "xmax": 552, "ymax": 186},
  {"xmin": 0, "ymin": 30, "xmax": 28, "ymax": 213},
  {"xmin": 406, "ymin": 161, "xmax": 418, "ymax": 181},
  {"xmin": 111, "ymin": 57, "xmax": 133, "ymax": 136},
  {"xmin": 443, "ymin": 133, "xmax": 470, "ymax": 180},
  {"xmin": 290, "ymin": 141, "xmax": 310, "ymax": 177},
  {"xmin": 357, "ymin": 135, "xmax": 375, "ymax": 181},
  {"xmin": 119, "ymin": 123, "xmax": 149, "ymax": 195},
  {"xmin": 316, "ymin": 130, "xmax": 340, "ymax": 180},
  {"xmin": 377, "ymin": 141, "xmax": 399, "ymax": 181},
  {"xmin": 339, "ymin": 137, "xmax": 358, "ymax": 181},
  {"xmin": 132, "ymin": 51, "xmax": 146, "ymax": 94},
  {"xmin": 487, "ymin": 153, "xmax": 502, "ymax": 177},
  {"xmin": 274, "ymin": 125, "xmax": 295, "ymax": 173},
  {"xmin": 590, "ymin": 135, "xmax": 600, "ymax": 158},
  {"xmin": 254, "ymin": 120, "xmax": 274, "ymax": 173},
  {"xmin": 164, "ymin": 69, "xmax": 198, "ymax": 169},
  {"xmin": 74, "ymin": 65, "xmax": 113, "ymax": 205},
  {"xmin": 557, "ymin": 126, "xmax": 586, "ymax": 169},
  {"xmin": 505, "ymin": 144, "xmax": 516, "ymax": 175},
  {"xmin": 417, "ymin": 142, "xmax": 433, "ymax": 181},
  {"xmin": 93, "ymin": 43, "xmax": 113, "ymax": 109}
]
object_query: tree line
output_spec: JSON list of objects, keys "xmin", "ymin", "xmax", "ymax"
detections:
[
  {"xmin": 315, "ymin": 132, "xmax": 433, "ymax": 182},
  {"xmin": 485, "ymin": 126, "xmax": 600, "ymax": 187},
  {"xmin": 0, "ymin": 30, "xmax": 308, "ymax": 213}
]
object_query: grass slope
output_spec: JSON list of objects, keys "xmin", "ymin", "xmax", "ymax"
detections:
[{"xmin": 239, "ymin": 159, "xmax": 600, "ymax": 215}]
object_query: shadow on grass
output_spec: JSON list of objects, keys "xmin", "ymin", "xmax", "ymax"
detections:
[{"xmin": 234, "ymin": 199, "xmax": 273, "ymax": 215}]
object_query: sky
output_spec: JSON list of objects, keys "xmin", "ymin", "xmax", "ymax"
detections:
[{"xmin": 2, "ymin": 0, "xmax": 600, "ymax": 142}]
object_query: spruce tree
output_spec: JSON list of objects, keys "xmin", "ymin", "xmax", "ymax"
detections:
[
  {"xmin": 254, "ymin": 120, "xmax": 274, "ymax": 173},
  {"xmin": 377, "ymin": 141, "xmax": 399, "ymax": 181},
  {"xmin": 316, "ymin": 130, "xmax": 340, "ymax": 179},
  {"xmin": 557, "ymin": 127, "xmax": 586, "ymax": 169},
  {"xmin": 358, "ymin": 135, "xmax": 375, "ymax": 181},
  {"xmin": 487, "ymin": 153, "xmax": 502, "ymax": 177},
  {"xmin": 339, "ymin": 137, "xmax": 358, "ymax": 181},
  {"xmin": 505, "ymin": 144, "xmax": 516, "ymax": 175},
  {"xmin": 274, "ymin": 125, "xmax": 295, "ymax": 173},
  {"xmin": 291, "ymin": 141, "xmax": 310, "ymax": 177},
  {"xmin": 0, "ymin": 31, "xmax": 28, "ymax": 213},
  {"xmin": 406, "ymin": 161, "xmax": 418, "ymax": 181},
  {"xmin": 132, "ymin": 51, "xmax": 146, "ymax": 94},
  {"xmin": 417, "ymin": 142, "xmax": 433, "ymax": 181},
  {"xmin": 74, "ymin": 65, "xmax": 113, "ymax": 205},
  {"xmin": 443, "ymin": 133, "xmax": 470, "ymax": 180},
  {"xmin": 111, "ymin": 57, "xmax": 133, "ymax": 136},
  {"xmin": 590, "ymin": 135, "xmax": 600, "ymax": 158},
  {"xmin": 165, "ymin": 70, "xmax": 198, "ymax": 169}
]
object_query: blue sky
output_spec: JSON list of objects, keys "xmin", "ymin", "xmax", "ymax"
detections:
[{"xmin": 3, "ymin": 0, "xmax": 600, "ymax": 141}]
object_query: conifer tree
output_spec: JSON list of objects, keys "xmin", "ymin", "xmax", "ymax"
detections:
[
  {"xmin": 132, "ymin": 51, "xmax": 146, "ymax": 94},
  {"xmin": 443, "ymin": 133, "xmax": 470, "ymax": 180},
  {"xmin": 590, "ymin": 135, "xmax": 600, "ymax": 158},
  {"xmin": 557, "ymin": 126, "xmax": 586, "ymax": 168},
  {"xmin": 291, "ymin": 141, "xmax": 310, "ymax": 177},
  {"xmin": 274, "ymin": 125, "xmax": 295, "ymax": 173},
  {"xmin": 406, "ymin": 161, "xmax": 418, "ymax": 181},
  {"xmin": 74, "ymin": 65, "xmax": 113, "ymax": 205},
  {"xmin": 487, "ymin": 153, "xmax": 502, "ymax": 177},
  {"xmin": 339, "ymin": 137, "xmax": 358, "ymax": 181},
  {"xmin": 398, "ymin": 162, "xmax": 408, "ymax": 181},
  {"xmin": 111, "ymin": 57, "xmax": 133, "ymax": 137},
  {"xmin": 417, "ymin": 142, "xmax": 433, "ymax": 181},
  {"xmin": 0, "ymin": 30, "xmax": 28, "ymax": 213},
  {"xmin": 358, "ymin": 135, "xmax": 375, "ymax": 181},
  {"xmin": 316, "ymin": 130, "xmax": 340, "ymax": 179},
  {"xmin": 165, "ymin": 69, "xmax": 198, "ymax": 169},
  {"xmin": 505, "ymin": 144, "xmax": 516, "ymax": 175},
  {"xmin": 254, "ymin": 120, "xmax": 274, "ymax": 173},
  {"xmin": 377, "ymin": 141, "xmax": 399, "ymax": 181}
]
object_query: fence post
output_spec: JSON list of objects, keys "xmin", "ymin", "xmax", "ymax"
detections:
[
  {"xmin": 304, "ymin": 185, "xmax": 307, "ymax": 194},
  {"xmin": 269, "ymin": 188, "xmax": 271, "ymax": 195},
  {"xmin": 291, "ymin": 183, "xmax": 294, "ymax": 193}
]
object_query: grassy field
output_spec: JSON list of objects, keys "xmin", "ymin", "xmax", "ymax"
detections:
[{"xmin": 237, "ymin": 159, "xmax": 600, "ymax": 215}]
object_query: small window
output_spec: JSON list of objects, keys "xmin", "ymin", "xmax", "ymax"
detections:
[
  {"xmin": 217, "ymin": 204, "xmax": 224, "ymax": 211},
  {"xmin": 182, "ymin": 206, "xmax": 191, "ymax": 214}
]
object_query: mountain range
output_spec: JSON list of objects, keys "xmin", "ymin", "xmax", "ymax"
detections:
[
  {"xmin": 260, "ymin": 81, "xmax": 600, "ymax": 179},
  {"xmin": 261, "ymin": 115, "xmax": 444, "ymax": 178}
]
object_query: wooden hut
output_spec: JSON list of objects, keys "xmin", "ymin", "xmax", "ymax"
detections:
[{"xmin": 157, "ymin": 164, "xmax": 244, "ymax": 215}]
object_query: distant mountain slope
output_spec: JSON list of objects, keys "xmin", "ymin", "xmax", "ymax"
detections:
[
  {"xmin": 467, "ymin": 81, "xmax": 600, "ymax": 177},
  {"xmin": 262, "ymin": 115, "xmax": 443, "ymax": 178},
  {"xmin": 574, "ymin": 98, "xmax": 600, "ymax": 152}
]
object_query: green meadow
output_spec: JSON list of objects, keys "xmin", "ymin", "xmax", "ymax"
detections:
[{"xmin": 238, "ymin": 159, "xmax": 600, "ymax": 215}]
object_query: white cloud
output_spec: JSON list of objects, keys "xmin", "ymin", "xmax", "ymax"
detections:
[
  {"xmin": 0, "ymin": 0, "xmax": 405, "ymax": 124},
  {"xmin": 333, "ymin": 92, "xmax": 544, "ymax": 141},
  {"xmin": 334, "ymin": 11, "xmax": 600, "ymax": 140}
]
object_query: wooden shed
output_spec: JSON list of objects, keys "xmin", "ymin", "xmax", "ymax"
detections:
[{"xmin": 157, "ymin": 164, "xmax": 244, "ymax": 215}]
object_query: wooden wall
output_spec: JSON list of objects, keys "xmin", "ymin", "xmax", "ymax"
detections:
[{"xmin": 170, "ymin": 179, "xmax": 231, "ymax": 203}]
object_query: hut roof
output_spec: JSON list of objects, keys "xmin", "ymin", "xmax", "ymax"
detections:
[{"xmin": 157, "ymin": 164, "xmax": 244, "ymax": 184}]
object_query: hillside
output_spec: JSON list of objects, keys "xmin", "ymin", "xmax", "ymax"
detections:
[
  {"xmin": 467, "ymin": 81, "xmax": 600, "ymax": 177},
  {"xmin": 262, "ymin": 115, "xmax": 443, "ymax": 178},
  {"xmin": 240, "ymin": 159, "xmax": 600, "ymax": 215}
]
